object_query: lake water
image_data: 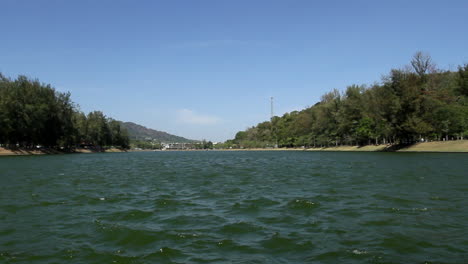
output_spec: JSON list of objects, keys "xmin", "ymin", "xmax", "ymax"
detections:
[{"xmin": 1, "ymin": 151, "xmax": 467, "ymax": 263}]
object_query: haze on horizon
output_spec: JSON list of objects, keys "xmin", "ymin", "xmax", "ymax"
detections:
[{"xmin": 1, "ymin": 0, "xmax": 467, "ymax": 142}]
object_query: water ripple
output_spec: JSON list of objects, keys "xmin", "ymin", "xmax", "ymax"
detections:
[{"xmin": 1, "ymin": 151, "xmax": 467, "ymax": 263}]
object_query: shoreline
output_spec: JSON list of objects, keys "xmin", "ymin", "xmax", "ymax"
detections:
[
  {"xmin": 0, "ymin": 147, "xmax": 128, "ymax": 156},
  {"xmin": 1, "ymin": 140, "xmax": 467, "ymax": 156},
  {"xmin": 226, "ymin": 140, "xmax": 468, "ymax": 153}
]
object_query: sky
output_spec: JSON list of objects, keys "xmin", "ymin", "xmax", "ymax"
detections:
[{"xmin": 1, "ymin": 0, "xmax": 468, "ymax": 142}]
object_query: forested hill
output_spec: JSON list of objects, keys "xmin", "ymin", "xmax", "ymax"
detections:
[
  {"xmin": 226, "ymin": 53, "xmax": 468, "ymax": 148},
  {"xmin": 0, "ymin": 72, "xmax": 192, "ymax": 149},
  {"xmin": 121, "ymin": 122, "xmax": 193, "ymax": 143}
]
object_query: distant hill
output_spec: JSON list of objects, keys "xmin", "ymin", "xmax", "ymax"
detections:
[{"xmin": 121, "ymin": 122, "xmax": 194, "ymax": 143}]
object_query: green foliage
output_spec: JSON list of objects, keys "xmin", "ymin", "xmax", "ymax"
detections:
[
  {"xmin": 131, "ymin": 140, "xmax": 161, "ymax": 149},
  {"xmin": 457, "ymin": 64, "xmax": 468, "ymax": 96},
  {"xmin": 191, "ymin": 140, "xmax": 214, "ymax": 149},
  {"xmin": 0, "ymin": 74, "xmax": 130, "ymax": 149},
  {"xmin": 228, "ymin": 53, "xmax": 468, "ymax": 148}
]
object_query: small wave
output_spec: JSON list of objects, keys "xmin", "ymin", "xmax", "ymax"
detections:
[
  {"xmin": 260, "ymin": 233, "xmax": 314, "ymax": 253},
  {"xmin": 157, "ymin": 247, "xmax": 183, "ymax": 257},
  {"xmin": 230, "ymin": 202, "xmax": 260, "ymax": 213},
  {"xmin": 38, "ymin": 201, "xmax": 67, "ymax": 206},
  {"xmin": 142, "ymin": 247, "xmax": 185, "ymax": 261},
  {"xmin": 220, "ymin": 221, "xmax": 263, "ymax": 234},
  {"xmin": 287, "ymin": 199, "xmax": 320, "ymax": 210},
  {"xmin": 430, "ymin": 196, "xmax": 448, "ymax": 201},
  {"xmin": 230, "ymin": 197, "xmax": 279, "ymax": 213},
  {"xmin": 313, "ymin": 194, "xmax": 339, "ymax": 202},
  {"xmin": 216, "ymin": 239, "xmax": 261, "ymax": 254},
  {"xmin": 381, "ymin": 206, "xmax": 433, "ymax": 214},
  {"xmin": 155, "ymin": 198, "xmax": 180, "ymax": 206},
  {"xmin": 71, "ymin": 194, "xmax": 131, "ymax": 205},
  {"xmin": 176, "ymin": 232, "xmax": 200, "ymax": 239},
  {"xmin": 225, "ymin": 187, "xmax": 242, "ymax": 194},
  {"xmin": 244, "ymin": 197, "xmax": 280, "ymax": 207},
  {"xmin": 362, "ymin": 219, "xmax": 397, "ymax": 227},
  {"xmin": 351, "ymin": 249, "xmax": 368, "ymax": 255},
  {"xmin": 373, "ymin": 194, "xmax": 416, "ymax": 205},
  {"xmin": 105, "ymin": 209, "xmax": 154, "ymax": 221},
  {"xmin": 161, "ymin": 214, "xmax": 226, "ymax": 229},
  {"xmin": 0, "ymin": 250, "xmax": 60, "ymax": 263},
  {"xmin": 93, "ymin": 221, "xmax": 162, "ymax": 248},
  {"xmin": 188, "ymin": 256, "xmax": 227, "ymax": 263},
  {"xmin": 379, "ymin": 233, "xmax": 429, "ymax": 253},
  {"xmin": 257, "ymin": 215, "xmax": 296, "ymax": 225},
  {"xmin": 153, "ymin": 197, "xmax": 196, "ymax": 211},
  {"xmin": 337, "ymin": 208, "xmax": 361, "ymax": 217},
  {"xmin": 1, "ymin": 204, "xmax": 35, "ymax": 213}
]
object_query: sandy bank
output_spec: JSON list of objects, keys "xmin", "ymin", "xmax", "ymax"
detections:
[{"xmin": 0, "ymin": 147, "xmax": 127, "ymax": 156}]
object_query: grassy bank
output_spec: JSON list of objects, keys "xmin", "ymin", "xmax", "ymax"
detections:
[
  {"xmin": 223, "ymin": 140, "xmax": 468, "ymax": 152},
  {"xmin": 397, "ymin": 140, "xmax": 468, "ymax": 152},
  {"xmin": 304, "ymin": 140, "xmax": 468, "ymax": 152}
]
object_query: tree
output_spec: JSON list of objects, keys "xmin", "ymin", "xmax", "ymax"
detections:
[
  {"xmin": 457, "ymin": 64, "xmax": 468, "ymax": 96},
  {"xmin": 411, "ymin": 51, "xmax": 435, "ymax": 77},
  {"xmin": 225, "ymin": 54, "xmax": 467, "ymax": 148},
  {"xmin": 0, "ymin": 73, "xmax": 130, "ymax": 149}
]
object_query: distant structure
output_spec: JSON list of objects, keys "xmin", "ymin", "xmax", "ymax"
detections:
[
  {"xmin": 162, "ymin": 142, "xmax": 197, "ymax": 150},
  {"xmin": 270, "ymin": 96, "xmax": 274, "ymax": 121}
]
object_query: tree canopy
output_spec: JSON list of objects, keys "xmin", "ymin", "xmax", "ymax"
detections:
[
  {"xmin": 227, "ymin": 53, "xmax": 468, "ymax": 148},
  {"xmin": 0, "ymin": 74, "xmax": 129, "ymax": 149}
]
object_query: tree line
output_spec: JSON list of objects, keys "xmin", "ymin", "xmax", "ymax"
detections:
[
  {"xmin": 0, "ymin": 74, "xmax": 129, "ymax": 149},
  {"xmin": 227, "ymin": 53, "xmax": 468, "ymax": 148}
]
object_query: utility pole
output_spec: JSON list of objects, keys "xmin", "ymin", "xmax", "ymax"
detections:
[{"xmin": 270, "ymin": 96, "xmax": 274, "ymax": 120}]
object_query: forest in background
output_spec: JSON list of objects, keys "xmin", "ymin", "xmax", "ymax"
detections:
[
  {"xmin": 223, "ymin": 53, "xmax": 468, "ymax": 148},
  {"xmin": 2, "ymin": 52, "xmax": 467, "ymax": 151},
  {"xmin": 0, "ymin": 74, "xmax": 130, "ymax": 149}
]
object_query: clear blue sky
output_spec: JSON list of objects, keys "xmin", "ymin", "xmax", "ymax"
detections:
[{"xmin": 1, "ymin": 0, "xmax": 468, "ymax": 141}]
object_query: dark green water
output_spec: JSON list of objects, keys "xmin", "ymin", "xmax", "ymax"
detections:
[{"xmin": 1, "ymin": 151, "xmax": 467, "ymax": 263}]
